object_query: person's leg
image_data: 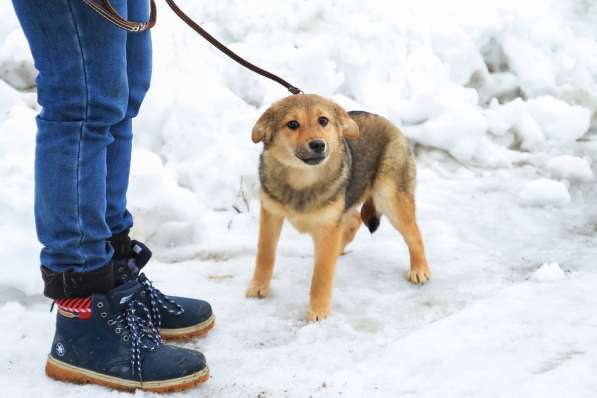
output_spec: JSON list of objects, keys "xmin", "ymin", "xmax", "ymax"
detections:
[
  {"xmin": 105, "ymin": 1, "xmax": 153, "ymax": 236},
  {"xmin": 12, "ymin": 1, "xmax": 209, "ymax": 390},
  {"xmin": 104, "ymin": 1, "xmax": 215, "ymax": 340},
  {"xmin": 12, "ymin": 0, "xmax": 131, "ymax": 297}
]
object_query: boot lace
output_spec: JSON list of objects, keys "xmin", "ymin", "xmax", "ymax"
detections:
[
  {"xmin": 109, "ymin": 299, "xmax": 162, "ymax": 380},
  {"xmin": 138, "ymin": 273, "xmax": 184, "ymax": 329}
]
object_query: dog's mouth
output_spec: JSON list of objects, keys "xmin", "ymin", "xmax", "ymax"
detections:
[{"xmin": 296, "ymin": 153, "xmax": 327, "ymax": 166}]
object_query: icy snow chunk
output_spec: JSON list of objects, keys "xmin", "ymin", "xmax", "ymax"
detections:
[
  {"xmin": 476, "ymin": 71, "xmax": 520, "ymax": 105},
  {"xmin": 519, "ymin": 179, "xmax": 571, "ymax": 207},
  {"xmin": 531, "ymin": 262, "xmax": 566, "ymax": 282},
  {"xmin": 486, "ymin": 95, "xmax": 592, "ymax": 150},
  {"xmin": 502, "ymin": 36, "xmax": 556, "ymax": 97},
  {"xmin": 525, "ymin": 97, "xmax": 591, "ymax": 143},
  {"xmin": 404, "ymin": 105, "xmax": 488, "ymax": 163},
  {"xmin": 486, "ymin": 99, "xmax": 525, "ymax": 136},
  {"xmin": 546, "ymin": 155, "xmax": 593, "ymax": 182},
  {"xmin": 514, "ymin": 113, "xmax": 545, "ymax": 151},
  {"xmin": 485, "ymin": 99, "xmax": 545, "ymax": 151}
]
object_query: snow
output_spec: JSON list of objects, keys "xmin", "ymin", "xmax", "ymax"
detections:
[
  {"xmin": 1, "ymin": 0, "xmax": 597, "ymax": 397},
  {"xmin": 525, "ymin": 96, "xmax": 592, "ymax": 143},
  {"xmin": 547, "ymin": 155, "xmax": 594, "ymax": 183},
  {"xmin": 486, "ymin": 99, "xmax": 547, "ymax": 151},
  {"xmin": 519, "ymin": 179, "xmax": 572, "ymax": 207},
  {"xmin": 0, "ymin": 29, "xmax": 36, "ymax": 90},
  {"xmin": 403, "ymin": 98, "xmax": 494, "ymax": 164},
  {"xmin": 531, "ymin": 262, "xmax": 566, "ymax": 282}
]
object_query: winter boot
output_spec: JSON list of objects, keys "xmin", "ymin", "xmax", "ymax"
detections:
[
  {"xmin": 109, "ymin": 230, "xmax": 215, "ymax": 340},
  {"xmin": 46, "ymin": 281, "xmax": 209, "ymax": 393}
]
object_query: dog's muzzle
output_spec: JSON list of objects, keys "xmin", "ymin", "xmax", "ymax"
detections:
[{"xmin": 296, "ymin": 140, "xmax": 328, "ymax": 166}]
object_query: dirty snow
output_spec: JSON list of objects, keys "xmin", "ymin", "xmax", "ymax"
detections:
[{"xmin": 1, "ymin": 0, "xmax": 596, "ymax": 397}]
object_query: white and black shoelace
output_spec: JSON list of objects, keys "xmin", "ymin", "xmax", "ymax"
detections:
[
  {"xmin": 138, "ymin": 273, "xmax": 184, "ymax": 329},
  {"xmin": 108, "ymin": 299, "xmax": 162, "ymax": 380}
]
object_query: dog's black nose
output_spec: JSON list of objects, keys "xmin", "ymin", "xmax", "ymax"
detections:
[{"xmin": 308, "ymin": 140, "xmax": 326, "ymax": 154}]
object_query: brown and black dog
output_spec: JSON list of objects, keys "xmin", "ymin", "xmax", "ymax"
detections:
[{"xmin": 246, "ymin": 94, "xmax": 430, "ymax": 321}]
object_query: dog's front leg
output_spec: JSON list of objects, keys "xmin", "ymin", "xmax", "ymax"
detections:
[
  {"xmin": 307, "ymin": 223, "xmax": 343, "ymax": 321},
  {"xmin": 246, "ymin": 206, "xmax": 284, "ymax": 298}
]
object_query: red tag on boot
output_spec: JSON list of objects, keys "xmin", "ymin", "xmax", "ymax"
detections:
[{"xmin": 55, "ymin": 297, "xmax": 92, "ymax": 320}]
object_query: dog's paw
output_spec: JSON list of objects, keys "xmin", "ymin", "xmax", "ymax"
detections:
[
  {"xmin": 245, "ymin": 280, "xmax": 270, "ymax": 298},
  {"xmin": 408, "ymin": 266, "xmax": 432, "ymax": 285},
  {"xmin": 306, "ymin": 306, "xmax": 331, "ymax": 322}
]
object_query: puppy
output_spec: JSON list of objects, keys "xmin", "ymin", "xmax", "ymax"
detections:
[{"xmin": 246, "ymin": 94, "xmax": 430, "ymax": 321}]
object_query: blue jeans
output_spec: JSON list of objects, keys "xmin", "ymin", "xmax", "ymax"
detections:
[{"xmin": 12, "ymin": 0, "xmax": 152, "ymax": 273}]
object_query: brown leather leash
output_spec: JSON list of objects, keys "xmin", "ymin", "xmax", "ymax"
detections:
[
  {"xmin": 82, "ymin": 0, "xmax": 303, "ymax": 95},
  {"xmin": 82, "ymin": 0, "xmax": 157, "ymax": 31}
]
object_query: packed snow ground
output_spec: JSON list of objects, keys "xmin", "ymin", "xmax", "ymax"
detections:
[{"xmin": 1, "ymin": 1, "xmax": 597, "ymax": 397}]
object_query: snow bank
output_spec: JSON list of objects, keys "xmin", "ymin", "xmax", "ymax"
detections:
[
  {"xmin": 519, "ymin": 179, "xmax": 571, "ymax": 207},
  {"xmin": 0, "ymin": 0, "xmax": 594, "ymax": 231},
  {"xmin": 403, "ymin": 100, "xmax": 493, "ymax": 164},
  {"xmin": 0, "ymin": 0, "xmax": 594, "ymax": 301},
  {"xmin": 0, "ymin": 0, "xmax": 595, "ymax": 275}
]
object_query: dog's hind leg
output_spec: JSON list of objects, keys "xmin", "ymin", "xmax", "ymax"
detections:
[
  {"xmin": 373, "ymin": 179, "xmax": 431, "ymax": 284},
  {"xmin": 341, "ymin": 208, "xmax": 362, "ymax": 254},
  {"xmin": 246, "ymin": 206, "xmax": 284, "ymax": 298},
  {"xmin": 308, "ymin": 223, "xmax": 343, "ymax": 321}
]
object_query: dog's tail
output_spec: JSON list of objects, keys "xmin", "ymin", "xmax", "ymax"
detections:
[{"xmin": 361, "ymin": 198, "xmax": 381, "ymax": 234}]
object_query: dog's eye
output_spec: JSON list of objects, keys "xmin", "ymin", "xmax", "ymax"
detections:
[
  {"xmin": 287, "ymin": 120, "xmax": 300, "ymax": 130},
  {"xmin": 318, "ymin": 116, "xmax": 329, "ymax": 127}
]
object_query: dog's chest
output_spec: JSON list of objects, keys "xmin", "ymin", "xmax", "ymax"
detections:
[{"xmin": 261, "ymin": 192, "xmax": 344, "ymax": 234}]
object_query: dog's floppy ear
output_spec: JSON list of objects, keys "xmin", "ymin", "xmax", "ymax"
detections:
[
  {"xmin": 334, "ymin": 106, "xmax": 359, "ymax": 139},
  {"xmin": 252, "ymin": 108, "xmax": 275, "ymax": 144}
]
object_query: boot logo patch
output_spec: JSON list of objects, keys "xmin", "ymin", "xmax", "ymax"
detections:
[
  {"xmin": 55, "ymin": 343, "xmax": 65, "ymax": 357},
  {"xmin": 120, "ymin": 294, "xmax": 134, "ymax": 304},
  {"xmin": 54, "ymin": 298, "xmax": 92, "ymax": 320}
]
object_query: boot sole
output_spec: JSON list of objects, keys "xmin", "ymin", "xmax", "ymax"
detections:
[
  {"xmin": 160, "ymin": 314, "xmax": 216, "ymax": 341},
  {"xmin": 46, "ymin": 355, "xmax": 209, "ymax": 393}
]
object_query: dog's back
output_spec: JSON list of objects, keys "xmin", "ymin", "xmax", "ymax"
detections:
[{"xmin": 345, "ymin": 111, "xmax": 415, "ymax": 210}]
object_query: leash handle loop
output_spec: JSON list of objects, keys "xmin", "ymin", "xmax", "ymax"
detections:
[{"xmin": 82, "ymin": 0, "xmax": 157, "ymax": 32}]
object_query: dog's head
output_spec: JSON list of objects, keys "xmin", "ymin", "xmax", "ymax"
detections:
[{"xmin": 252, "ymin": 94, "xmax": 359, "ymax": 168}]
